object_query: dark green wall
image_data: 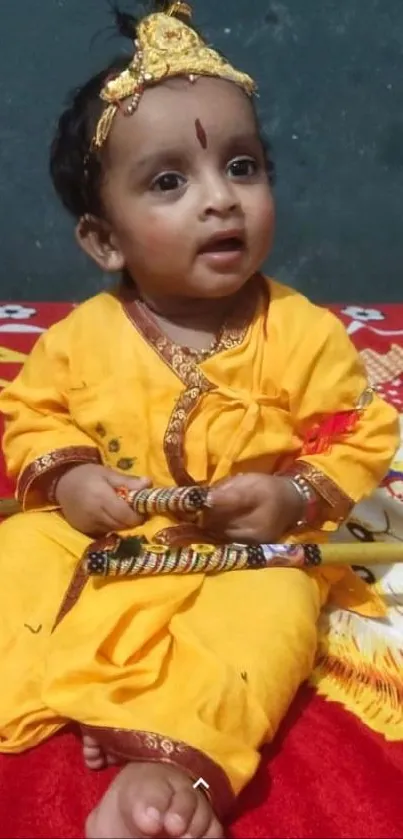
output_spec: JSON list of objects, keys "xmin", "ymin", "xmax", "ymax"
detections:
[{"xmin": 1, "ymin": 0, "xmax": 402, "ymax": 302}]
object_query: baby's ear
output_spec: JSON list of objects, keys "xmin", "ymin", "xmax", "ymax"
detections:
[{"xmin": 75, "ymin": 214, "xmax": 125, "ymax": 272}]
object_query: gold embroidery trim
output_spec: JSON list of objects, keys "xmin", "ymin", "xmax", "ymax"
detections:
[
  {"xmin": 163, "ymin": 379, "xmax": 213, "ymax": 485},
  {"xmin": 81, "ymin": 724, "xmax": 235, "ymax": 821},
  {"xmin": 17, "ymin": 446, "xmax": 101, "ymax": 508},
  {"xmin": 121, "ymin": 277, "xmax": 260, "ymax": 381},
  {"xmin": 52, "ymin": 561, "xmax": 89, "ymax": 630},
  {"xmin": 289, "ymin": 460, "xmax": 354, "ymax": 523},
  {"xmin": 154, "ymin": 522, "xmax": 213, "ymax": 546},
  {"xmin": 53, "ymin": 533, "xmax": 120, "ymax": 630},
  {"xmin": 120, "ymin": 277, "xmax": 263, "ymax": 484}
]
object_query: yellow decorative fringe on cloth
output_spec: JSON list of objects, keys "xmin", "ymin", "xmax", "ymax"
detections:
[{"xmin": 313, "ymin": 420, "xmax": 403, "ymax": 740}]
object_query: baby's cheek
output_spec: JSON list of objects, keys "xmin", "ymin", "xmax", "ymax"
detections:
[
  {"xmin": 140, "ymin": 217, "xmax": 184, "ymax": 257},
  {"xmin": 249, "ymin": 192, "xmax": 275, "ymax": 254}
]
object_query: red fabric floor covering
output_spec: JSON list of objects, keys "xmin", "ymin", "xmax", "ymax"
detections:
[{"xmin": 0, "ymin": 686, "xmax": 402, "ymax": 839}]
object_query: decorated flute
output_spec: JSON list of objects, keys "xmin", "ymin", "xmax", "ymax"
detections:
[
  {"xmin": 83, "ymin": 485, "xmax": 403, "ymax": 577},
  {"xmin": 2, "ymin": 486, "xmax": 402, "ymax": 573},
  {"xmin": 84, "ymin": 534, "xmax": 403, "ymax": 577}
]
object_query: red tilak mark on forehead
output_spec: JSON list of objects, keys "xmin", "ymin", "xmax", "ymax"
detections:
[{"xmin": 195, "ymin": 118, "xmax": 208, "ymax": 150}]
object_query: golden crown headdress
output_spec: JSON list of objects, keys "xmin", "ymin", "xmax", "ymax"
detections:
[{"xmin": 92, "ymin": 1, "xmax": 256, "ymax": 150}]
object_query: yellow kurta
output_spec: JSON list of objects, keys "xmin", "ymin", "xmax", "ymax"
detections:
[{"xmin": 0, "ymin": 277, "xmax": 398, "ymax": 813}]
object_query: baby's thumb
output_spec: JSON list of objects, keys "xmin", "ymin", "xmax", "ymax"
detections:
[{"xmin": 105, "ymin": 469, "xmax": 151, "ymax": 492}]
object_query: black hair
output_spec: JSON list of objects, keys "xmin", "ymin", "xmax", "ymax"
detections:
[{"xmin": 49, "ymin": 2, "xmax": 275, "ymax": 220}]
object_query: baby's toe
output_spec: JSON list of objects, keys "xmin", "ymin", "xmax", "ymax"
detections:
[
  {"xmin": 83, "ymin": 734, "xmax": 100, "ymax": 752},
  {"xmin": 182, "ymin": 793, "xmax": 223, "ymax": 839},
  {"xmin": 82, "ymin": 734, "xmax": 107, "ymax": 770},
  {"xmin": 88, "ymin": 757, "xmax": 106, "ymax": 770},
  {"xmin": 164, "ymin": 787, "xmax": 198, "ymax": 836},
  {"xmin": 131, "ymin": 780, "xmax": 173, "ymax": 836},
  {"xmin": 203, "ymin": 816, "xmax": 224, "ymax": 839},
  {"xmin": 83, "ymin": 747, "xmax": 105, "ymax": 770}
]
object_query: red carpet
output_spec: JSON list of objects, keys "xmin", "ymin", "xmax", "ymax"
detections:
[
  {"xmin": 1, "ymin": 300, "xmax": 403, "ymax": 838},
  {"xmin": 1, "ymin": 688, "xmax": 403, "ymax": 839}
]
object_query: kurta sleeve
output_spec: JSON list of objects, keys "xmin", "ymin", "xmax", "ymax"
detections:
[
  {"xmin": 0, "ymin": 324, "xmax": 101, "ymax": 510},
  {"xmin": 281, "ymin": 308, "xmax": 399, "ymax": 531}
]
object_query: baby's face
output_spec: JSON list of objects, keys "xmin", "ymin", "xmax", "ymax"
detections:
[{"xmin": 100, "ymin": 76, "xmax": 274, "ymax": 301}]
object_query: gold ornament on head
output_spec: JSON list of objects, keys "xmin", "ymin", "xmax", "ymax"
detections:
[{"xmin": 92, "ymin": 2, "xmax": 256, "ymax": 150}]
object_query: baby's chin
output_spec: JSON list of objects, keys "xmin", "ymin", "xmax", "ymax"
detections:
[{"xmin": 182, "ymin": 271, "xmax": 254, "ymax": 300}]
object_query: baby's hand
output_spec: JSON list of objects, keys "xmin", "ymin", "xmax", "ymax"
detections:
[
  {"xmin": 204, "ymin": 473, "xmax": 304, "ymax": 543},
  {"xmin": 55, "ymin": 463, "xmax": 151, "ymax": 535}
]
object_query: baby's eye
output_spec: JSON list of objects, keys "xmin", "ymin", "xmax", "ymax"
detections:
[
  {"xmin": 151, "ymin": 172, "xmax": 186, "ymax": 192},
  {"xmin": 227, "ymin": 157, "xmax": 258, "ymax": 178}
]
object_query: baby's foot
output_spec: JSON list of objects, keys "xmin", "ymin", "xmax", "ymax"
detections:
[
  {"xmin": 85, "ymin": 761, "xmax": 224, "ymax": 839},
  {"xmin": 83, "ymin": 733, "xmax": 120, "ymax": 770}
]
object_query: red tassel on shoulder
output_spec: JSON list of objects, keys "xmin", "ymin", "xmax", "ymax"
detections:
[{"xmin": 301, "ymin": 410, "xmax": 360, "ymax": 455}]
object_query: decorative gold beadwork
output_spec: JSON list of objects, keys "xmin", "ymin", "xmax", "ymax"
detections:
[{"xmin": 92, "ymin": 3, "xmax": 256, "ymax": 149}]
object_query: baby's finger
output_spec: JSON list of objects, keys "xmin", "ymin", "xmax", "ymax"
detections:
[
  {"xmin": 97, "ymin": 503, "xmax": 143, "ymax": 533},
  {"xmin": 203, "ymin": 499, "xmax": 246, "ymax": 533},
  {"xmin": 81, "ymin": 510, "xmax": 123, "ymax": 536},
  {"xmin": 221, "ymin": 511, "xmax": 279, "ymax": 543},
  {"xmin": 94, "ymin": 509, "xmax": 125, "ymax": 533},
  {"xmin": 205, "ymin": 508, "xmax": 260, "ymax": 541},
  {"xmin": 105, "ymin": 470, "xmax": 151, "ymax": 492},
  {"xmin": 98, "ymin": 485, "xmax": 145, "ymax": 527},
  {"xmin": 208, "ymin": 476, "xmax": 252, "ymax": 514}
]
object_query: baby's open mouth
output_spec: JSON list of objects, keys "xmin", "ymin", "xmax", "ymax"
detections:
[{"xmin": 198, "ymin": 235, "xmax": 245, "ymax": 254}]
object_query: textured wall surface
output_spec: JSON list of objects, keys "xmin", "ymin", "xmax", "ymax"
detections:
[{"xmin": 1, "ymin": 0, "xmax": 402, "ymax": 301}]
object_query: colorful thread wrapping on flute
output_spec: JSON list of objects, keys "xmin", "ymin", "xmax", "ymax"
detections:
[
  {"xmin": 116, "ymin": 485, "xmax": 209, "ymax": 517},
  {"xmin": 84, "ymin": 540, "xmax": 321, "ymax": 577}
]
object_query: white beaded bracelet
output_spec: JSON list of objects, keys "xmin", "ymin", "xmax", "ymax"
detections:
[{"xmin": 286, "ymin": 474, "xmax": 318, "ymax": 527}]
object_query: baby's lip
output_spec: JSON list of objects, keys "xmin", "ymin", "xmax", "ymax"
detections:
[{"xmin": 197, "ymin": 229, "xmax": 246, "ymax": 254}]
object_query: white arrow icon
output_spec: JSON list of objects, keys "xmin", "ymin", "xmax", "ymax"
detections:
[{"xmin": 193, "ymin": 777, "xmax": 210, "ymax": 791}]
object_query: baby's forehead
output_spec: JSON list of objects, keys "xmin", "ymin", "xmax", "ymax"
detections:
[{"xmin": 107, "ymin": 76, "xmax": 259, "ymax": 158}]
